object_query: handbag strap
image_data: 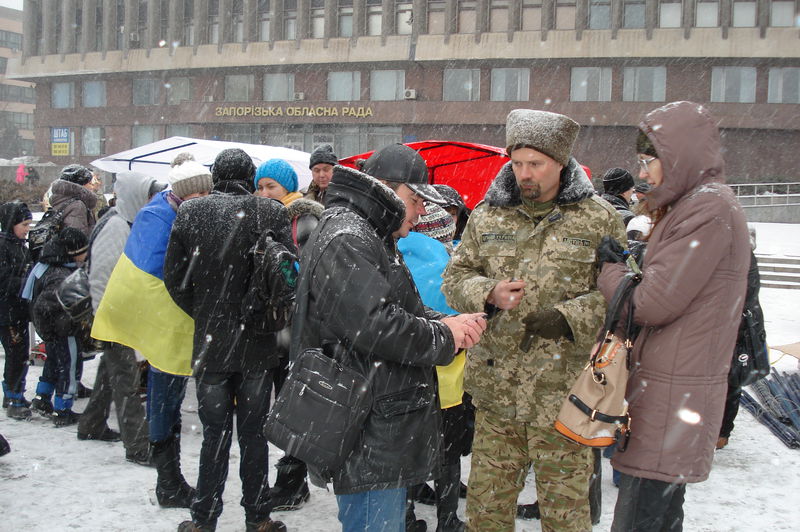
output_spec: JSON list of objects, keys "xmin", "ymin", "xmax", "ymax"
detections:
[{"xmin": 602, "ymin": 272, "xmax": 641, "ymax": 337}]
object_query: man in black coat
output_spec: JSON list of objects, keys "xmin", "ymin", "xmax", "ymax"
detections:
[
  {"xmin": 601, "ymin": 167, "xmax": 636, "ymax": 227},
  {"xmin": 291, "ymin": 144, "xmax": 487, "ymax": 530},
  {"xmin": 164, "ymin": 149, "xmax": 292, "ymax": 532}
]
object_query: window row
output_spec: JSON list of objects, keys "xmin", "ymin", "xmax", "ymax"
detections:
[
  {"xmin": 0, "ymin": 29, "xmax": 22, "ymax": 50},
  {"xmin": 0, "ymin": 111, "xmax": 34, "ymax": 130},
  {"xmin": 50, "ymin": 66, "xmax": 800, "ymax": 109},
  {"xmin": 0, "ymin": 84, "xmax": 36, "ymax": 104}
]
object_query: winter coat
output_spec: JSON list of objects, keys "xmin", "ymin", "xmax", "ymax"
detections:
[
  {"xmin": 291, "ymin": 165, "xmax": 456, "ymax": 495},
  {"xmin": 601, "ymin": 193, "xmax": 635, "ymax": 227},
  {"xmin": 49, "ymin": 179, "xmax": 97, "ymax": 237},
  {"xmin": 303, "ymin": 182, "xmax": 327, "ymax": 205},
  {"xmin": 29, "ymin": 239, "xmax": 82, "ymax": 342},
  {"xmin": 442, "ymin": 158, "xmax": 627, "ymax": 426},
  {"xmin": 598, "ymin": 101, "xmax": 750, "ymax": 484},
  {"xmin": 0, "ymin": 203, "xmax": 32, "ymax": 325},
  {"xmin": 88, "ymin": 172, "xmax": 157, "ymax": 313},
  {"xmin": 164, "ymin": 188, "xmax": 294, "ymax": 376}
]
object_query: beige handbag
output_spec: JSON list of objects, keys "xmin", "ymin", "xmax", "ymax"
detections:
[{"xmin": 554, "ymin": 272, "xmax": 640, "ymax": 449}]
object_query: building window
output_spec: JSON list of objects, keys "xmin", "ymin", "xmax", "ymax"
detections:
[
  {"xmin": 589, "ymin": 0, "xmax": 611, "ymax": 29},
  {"xmin": 490, "ymin": 68, "xmax": 530, "ymax": 101},
  {"xmin": 570, "ymin": 67, "xmax": 612, "ymax": 101},
  {"xmin": 770, "ymin": 1, "xmax": 795, "ymax": 26},
  {"xmin": 695, "ymin": 1, "xmax": 719, "ymax": 27},
  {"xmin": 133, "ymin": 79, "xmax": 160, "ymax": 106},
  {"xmin": 132, "ymin": 125, "xmax": 159, "ymax": 147},
  {"xmin": 428, "ymin": 0, "xmax": 447, "ymax": 33},
  {"xmin": 370, "ymin": 70, "xmax": 405, "ymax": 101},
  {"xmin": 732, "ymin": 1, "xmax": 757, "ymax": 27},
  {"xmin": 490, "ymin": 0, "xmax": 510, "ymax": 32},
  {"xmin": 208, "ymin": 0, "xmax": 220, "ymax": 43},
  {"xmin": 522, "ymin": 0, "xmax": 543, "ymax": 30},
  {"xmin": 52, "ymin": 82, "xmax": 75, "ymax": 109},
  {"xmin": 225, "ymin": 74, "xmax": 255, "ymax": 102},
  {"xmin": 443, "ymin": 68, "xmax": 480, "ymax": 101},
  {"xmin": 0, "ymin": 29, "xmax": 22, "ymax": 49},
  {"xmin": 768, "ymin": 68, "xmax": 800, "ymax": 104},
  {"xmin": 82, "ymin": 81, "xmax": 106, "ymax": 108},
  {"xmin": 367, "ymin": 0, "xmax": 382, "ymax": 35},
  {"xmin": 458, "ymin": 0, "xmax": 477, "ymax": 33},
  {"xmin": 659, "ymin": 0, "xmax": 682, "ymax": 27},
  {"xmin": 1, "ymin": 112, "xmax": 33, "ymax": 129},
  {"xmin": 82, "ymin": 127, "xmax": 104, "ymax": 156},
  {"xmin": 311, "ymin": 0, "xmax": 325, "ymax": 38},
  {"xmin": 556, "ymin": 0, "xmax": 577, "ymax": 30},
  {"xmin": 711, "ymin": 67, "xmax": 756, "ymax": 103},
  {"xmin": 284, "ymin": 0, "xmax": 298, "ymax": 40},
  {"xmin": 624, "ymin": 0, "xmax": 646, "ymax": 28},
  {"xmin": 623, "ymin": 66, "xmax": 666, "ymax": 101},
  {"xmin": 264, "ymin": 73, "xmax": 295, "ymax": 101},
  {"xmin": 184, "ymin": 0, "xmax": 195, "ymax": 45},
  {"xmin": 231, "ymin": 0, "xmax": 245, "ymax": 42},
  {"xmin": 167, "ymin": 124, "xmax": 191, "ymax": 137},
  {"xmin": 396, "ymin": 2, "xmax": 413, "ymax": 35},
  {"xmin": 0, "ymin": 57, "xmax": 7, "ymax": 74},
  {"xmin": 339, "ymin": 0, "xmax": 354, "ymax": 37},
  {"xmin": 166, "ymin": 77, "xmax": 192, "ymax": 105},
  {"xmin": 0, "ymin": 85, "xmax": 35, "ymax": 104},
  {"xmin": 258, "ymin": 0, "xmax": 271, "ymax": 40},
  {"xmin": 50, "ymin": 127, "xmax": 75, "ymax": 156},
  {"xmin": 328, "ymin": 71, "xmax": 361, "ymax": 101}
]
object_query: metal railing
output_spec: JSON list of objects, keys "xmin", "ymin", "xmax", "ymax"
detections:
[{"xmin": 729, "ymin": 182, "xmax": 800, "ymax": 207}]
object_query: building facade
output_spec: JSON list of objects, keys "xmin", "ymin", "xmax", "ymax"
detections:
[
  {"xmin": 7, "ymin": 0, "xmax": 800, "ymax": 182},
  {"xmin": 0, "ymin": 6, "xmax": 34, "ymax": 159}
]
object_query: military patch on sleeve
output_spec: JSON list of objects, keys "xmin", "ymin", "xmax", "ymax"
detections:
[
  {"xmin": 481, "ymin": 233, "xmax": 517, "ymax": 243},
  {"xmin": 561, "ymin": 237, "xmax": 592, "ymax": 247}
]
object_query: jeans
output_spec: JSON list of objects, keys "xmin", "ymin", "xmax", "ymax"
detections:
[
  {"xmin": 147, "ymin": 366, "xmax": 188, "ymax": 443},
  {"xmin": 611, "ymin": 472, "xmax": 686, "ymax": 532},
  {"xmin": 336, "ymin": 488, "xmax": 407, "ymax": 532},
  {"xmin": 191, "ymin": 371, "xmax": 272, "ymax": 526},
  {"xmin": 1, "ymin": 323, "xmax": 29, "ymax": 398}
]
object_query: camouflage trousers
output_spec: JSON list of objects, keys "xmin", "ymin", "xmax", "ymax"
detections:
[{"xmin": 466, "ymin": 409, "xmax": 593, "ymax": 532}]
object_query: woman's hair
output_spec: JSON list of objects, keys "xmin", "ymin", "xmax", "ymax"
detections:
[{"xmin": 636, "ymin": 131, "xmax": 658, "ymax": 157}]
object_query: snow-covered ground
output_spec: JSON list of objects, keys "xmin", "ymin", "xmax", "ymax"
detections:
[{"xmin": 1, "ymin": 223, "xmax": 799, "ymax": 532}]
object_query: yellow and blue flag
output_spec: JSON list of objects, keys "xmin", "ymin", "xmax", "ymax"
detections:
[{"xmin": 91, "ymin": 192, "xmax": 194, "ymax": 375}]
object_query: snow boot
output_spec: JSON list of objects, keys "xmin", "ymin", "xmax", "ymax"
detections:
[
  {"xmin": 177, "ymin": 521, "xmax": 216, "ymax": 532},
  {"xmin": 269, "ymin": 455, "xmax": 310, "ymax": 511},
  {"xmin": 77, "ymin": 426, "xmax": 121, "ymax": 442},
  {"xmin": 406, "ymin": 501, "xmax": 427, "ymax": 532},
  {"xmin": 435, "ymin": 463, "xmax": 465, "ymax": 532},
  {"xmin": 0, "ymin": 432, "xmax": 9, "ymax": 457},
  {"xmin": 244, "ymin": 518, "xmax": 287, "ymax": 532},
  {"xmin": 7, "ymin": 400, "xmax": 32, "ymax": 420},
  {"xmin": 153, "ymin": 435, "xmax": 195, "ymax": 508},
  {"xmin": 52, "ymin": 409, "xmax": 81, "ymax": 427},
  {"xmin": 31, "ymin": 394, "xmax": 53, "ymax": 416}
]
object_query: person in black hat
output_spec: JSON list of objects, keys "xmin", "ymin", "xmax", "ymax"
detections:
[
  {"xmin": 290, "ymin": 144, "xmax": 487, "ymax": 531},
  {"xmin": 601, "ymin": 167, "xmax": 636, "ymax": 226},
  {"xmin": 433, "ymin": 184, "xmax": 471, "ymax": 242},
  {"xmin": 304, "ymin": 144, "xmax": 338, "ymax": 205}
]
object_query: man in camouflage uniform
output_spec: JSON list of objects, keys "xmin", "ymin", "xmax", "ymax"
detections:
[{"xmin": 442, "ymin": 109, "xmax": 627, "ymax": 531}]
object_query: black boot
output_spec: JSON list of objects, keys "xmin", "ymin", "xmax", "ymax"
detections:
[
  {"xmin": 153, "ymin": 435, "xmax": 195, "ymax": 508},
  {"xmin": 31, "ymin": 394, "xmax": 53, "ymax": 416},
  {"xmin": 269, "ymin": 455, "xmax": 310, "ymax": 511},
  {"xmin": 406, "ymin": 501, "xmax": 427, "ymax": 532},
  {"xmin": 435, "ymin": 463, "xmax": 465, "ymax": 532}
]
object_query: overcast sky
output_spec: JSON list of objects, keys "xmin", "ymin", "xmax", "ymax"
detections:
[{"xmin": 0, "ymin": 0, "xmax": 22, "ymax": 11}]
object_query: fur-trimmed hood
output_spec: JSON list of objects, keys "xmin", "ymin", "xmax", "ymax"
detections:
[
  {"xmin": 286, "ymin": 197, "xmax": 324, "ymax": 222},
  {"xmin": 484, "ymin": 158, "xmax": 594, "ymax": 208}
]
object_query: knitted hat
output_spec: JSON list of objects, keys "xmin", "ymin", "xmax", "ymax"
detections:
[
  {"xmin": 362, "ymin": 144, "xmax": 445, "ymax": 204},
  {"xmin": 255, "ymin": 159, "xmax": 298, "ymax": 193},
  {"xmin": 505, "ymin": 109, "xmax": 580, "ymax": 166},
  {"xmin": 309, "ymin": 144, "xmax": 338, "ymax": 169},
  {"xmin": 414, "ymin": 202, "xmax": 456, "ymax": 243},
  {"xmin": 60, "ymin": 164, "xmax": 93, "ymax": 186},
  {"xmin": 634, "ymin": 182, "xmax": 652, "ymax": 194},
  {"xmin": 168, "ymin": 161, "xmax": 213, "ymax": 199},
  {"xmin": 58, "ymin": 227, "xmax": 89, "ymax": 257},
  {"xmin": 602, "ymin": 168, "xmax": 635, "ymax": 196},
  {"xmin": 211, "ymin": 148, "xmax": 256, "ymax": 186}
]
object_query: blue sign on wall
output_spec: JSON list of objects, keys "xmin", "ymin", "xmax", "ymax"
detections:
[{"xmin": 51, "ymin": 128, "xmax": 70, "ymax": 143}]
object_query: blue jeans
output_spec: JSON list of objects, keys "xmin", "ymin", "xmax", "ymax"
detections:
[
  {"xmin": 336, "ymin": 488, "xmax": 406, "ymax": 532},
  {"xmin": 146, "ymin": 367, "xmax": 188, "ymax": 443}
]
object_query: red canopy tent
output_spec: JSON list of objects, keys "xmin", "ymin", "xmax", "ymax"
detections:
[{"xmin": 338, "ymin": 140, "xmax": 510, "ymax": 210}]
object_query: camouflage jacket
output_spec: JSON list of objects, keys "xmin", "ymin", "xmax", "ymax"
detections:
[{"xmin": 442, "ymin": 159, "xmax": 627, "ymax": 426}]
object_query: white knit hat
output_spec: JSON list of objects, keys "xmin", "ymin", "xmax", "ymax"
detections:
[{"xmin": 168, "ymin": 161, "xmax": 213, "ymax": 199}]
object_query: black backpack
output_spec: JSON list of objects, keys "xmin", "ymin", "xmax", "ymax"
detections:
[{"xmin": 28, "ymin": 198, "xmax": 79, "ymax": 261}]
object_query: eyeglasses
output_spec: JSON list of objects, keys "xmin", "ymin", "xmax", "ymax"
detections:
[{"xmin": 638, "ymin": 157, "xmax": 657, "ymax": 173}]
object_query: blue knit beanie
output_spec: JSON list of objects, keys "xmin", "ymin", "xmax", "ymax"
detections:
[{"xmin": 255, "ymin": 159, "xmax": 298, "ymax": 193}]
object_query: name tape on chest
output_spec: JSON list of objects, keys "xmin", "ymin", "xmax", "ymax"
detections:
[
  {"xmin": 561, "ymin": 237, "xmax": 592, "ymax": 247},
  {"xmin": 481, "ymin": 233, "xmax": 517, "ymax": 243}
]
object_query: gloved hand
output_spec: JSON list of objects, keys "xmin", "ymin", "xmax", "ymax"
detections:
[
  {"xmin": 520, "ymin": 308, "xmax": 572, "ymax": 351},
  {"xmin": 596, "ymin": 236, "xmax": 627, "ymax": 270}
]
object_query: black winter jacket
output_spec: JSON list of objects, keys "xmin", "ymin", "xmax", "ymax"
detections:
[
  {"xmin": 30, "ymin": 239, "xmax": 82, "ymax": 342},
  {"xmin": 291, "ymin": 165, "xmax": 456, "ymax": 495},
  {"xmin": 601, "ymin": 193, "xmax": 635, "ymax": 227},
  {"xmin": 0, "ymin": 203, "xmax": 32, "ymax": 326},
  {"xmin": 163, "ymin": 187, "xmax": 295, "ymax": 375}
]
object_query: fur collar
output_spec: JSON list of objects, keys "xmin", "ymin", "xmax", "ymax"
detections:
[{"xmin": 484, "ymin": 158, "xmax": 595, "ymax": 208}]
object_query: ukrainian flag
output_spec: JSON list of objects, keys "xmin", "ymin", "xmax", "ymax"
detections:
[{"xmin": 91, "ymin": 194, "xmax": 193, "ymax": 376}]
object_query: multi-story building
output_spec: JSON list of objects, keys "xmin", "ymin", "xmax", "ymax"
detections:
[
  {"xmin": 7, "ymin": 1, "xmax": 799, "ymax": 181},
  {"xmin": 0, "ymin": 5, "xmax": 34, "ymax": 159}
]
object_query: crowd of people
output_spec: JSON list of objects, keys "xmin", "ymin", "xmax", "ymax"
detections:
[{"xmin": 1, "ymin": 101, "xmax": 755, "ymax": 532}]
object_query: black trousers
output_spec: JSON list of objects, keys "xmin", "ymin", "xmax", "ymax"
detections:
[
  {"xmin": 191, "ymin": 370, "xmax": 273, "ymax": 526},
  {"xmin": 719, "ymin": 382, "xmax": 742, "ymax": 439},
  {"xmin": 1, "ymin": 323, "xmax": 29, "ymax": 395},
  {"xmin": 611, "ymin": 472, "xmax": 686, "ymax": 532}
]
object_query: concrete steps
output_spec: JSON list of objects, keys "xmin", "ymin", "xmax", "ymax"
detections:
[{"xmin": 756, "ymin": 254, "xmax": 800, "ymax": 290}]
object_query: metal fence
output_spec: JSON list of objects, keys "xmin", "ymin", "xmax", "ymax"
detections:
[{"xmin": 729, "ymin": 182, "xmax": 800, "ymax": 207}]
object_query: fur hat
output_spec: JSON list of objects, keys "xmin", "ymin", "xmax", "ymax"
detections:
[
  {"xmin": 414, "ymin": 202, "xmax": 456, "ymax": 243},
  {"xmin": 58, "ymin": 227, "xmax": 89, "ymax": 257},
  {"xmin": 309, "ymin": 144, "xmax": 338, "ymax": 169},
  {"xmin": 361, "ymin": 144, "xmax": 445, "ymax": 204},
  {"xmin": 60, "ymin": 164, "xmax": 93, "ymax": 186},
  {"xmin": 211, "ymin": 148, "xmax": 256, "ymax": 187},
  {"xmin": 255, "ymin": 159, "xmax": 298, "ymax": 193},
  {"xmin": 505, "ymin": 109, "xmax": 580, "ymax": 166},
  {"xmin": 602, "ymin": 168, "xmax": 635, "ymax": 196},
  {"xmin": 170, "ymin": 152, "xmax": 196, "ymax": 168},
  {"xmin": 168, "ymin": 161, "xmax": 213, "ymax": 199}
]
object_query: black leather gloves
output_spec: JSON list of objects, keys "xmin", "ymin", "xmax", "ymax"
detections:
[
  {"xmin": 520, "ymin": 308, "xmax": 572, "ymax": 351},
  {"xmin": 596, "ymin": 236, "xmax": 627, "ymax": 270}
]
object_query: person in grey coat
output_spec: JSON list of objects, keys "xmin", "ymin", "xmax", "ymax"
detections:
[
  {"xmin": 49, "ymin": 164, "xmax": 98, "ymax": 237},
  {"xmin": 77, "ymin": 172, "xmax": 160, "ymax": 466}
]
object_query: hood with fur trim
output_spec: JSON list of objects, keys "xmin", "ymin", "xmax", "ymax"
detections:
[
  {"xmin": 326, "ymin": 165, "xmax": 405, "ymax": 239},
  {"xmin": 484, "ymin": 158, "xmax": 595, "ymax": 208}
]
